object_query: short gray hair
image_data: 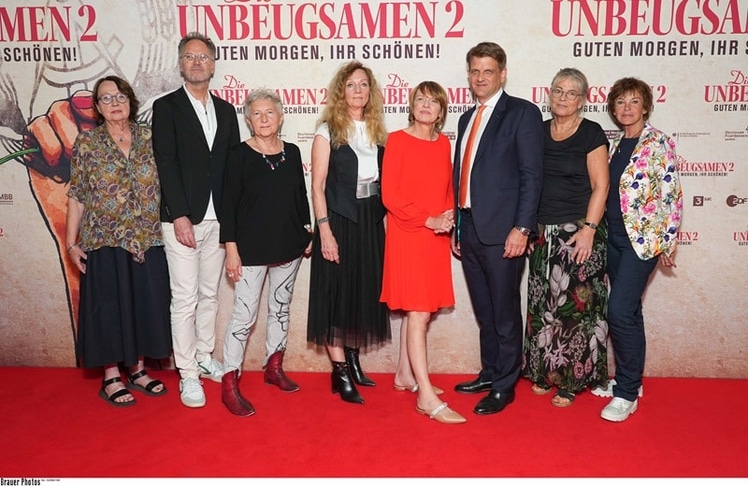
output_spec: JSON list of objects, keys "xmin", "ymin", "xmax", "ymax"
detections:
[
  {"xmin": 243, "ymin": 88, "xmax": 284, "ymax": 136},
  {"xmin": 243, "ymin": 88, "xmax": 283, "ymax": 115},
  {"xmin": 178, "ymin": 32, "xmax": 217, "ymax": 59},
  {"xmin": 551, "ymin": 67, "xmax": 589, "ymax": 110}
]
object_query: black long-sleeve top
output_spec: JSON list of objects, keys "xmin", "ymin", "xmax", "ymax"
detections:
[{"xmin": 220, "ymin": 141, "xmax": 312, "ymax": 265}]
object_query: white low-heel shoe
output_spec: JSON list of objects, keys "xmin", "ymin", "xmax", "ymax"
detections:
[{"xmin": 601, "ymin": 397, "xmax": 638, "ymax": 422}]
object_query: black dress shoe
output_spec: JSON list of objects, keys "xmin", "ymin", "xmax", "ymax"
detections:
[
  {"xmin": 474, "ymin": 390, "xmax": 515, "ymax": 415},
  {"xmin": 454, "ymin": 376, "xmax": 493, "ymax": 394}
]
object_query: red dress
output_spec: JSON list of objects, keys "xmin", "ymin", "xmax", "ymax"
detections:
[{"xmin": 380, "ymin": 129, "xmax": 455, "ymax": 312}]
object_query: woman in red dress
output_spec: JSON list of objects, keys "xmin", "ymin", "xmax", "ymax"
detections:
[{"xmin": 380, "ymin": 81, "xmax": 466, "ymax": 424}]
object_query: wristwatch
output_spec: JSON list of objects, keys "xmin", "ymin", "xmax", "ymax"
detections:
[
  {"xmin": 584, "ymin": 221, "xmax": 598, "ymax": 230},
  {"xmin": 515, "ymin": 226, "xmax": 532, "ymax": 236}
]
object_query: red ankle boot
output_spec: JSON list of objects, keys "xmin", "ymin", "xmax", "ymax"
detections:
[
  {"xmin": 221, "ymin": 369, "xmax": 255, "ymax": 417},
  {"xmin": 264, "ymin": 350, "xmax": 300, "ymax": 393}
]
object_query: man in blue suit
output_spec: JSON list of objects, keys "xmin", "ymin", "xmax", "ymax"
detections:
[{"xmin": 451, "ymin": 41, "xmax": 544, "ymax": 415}]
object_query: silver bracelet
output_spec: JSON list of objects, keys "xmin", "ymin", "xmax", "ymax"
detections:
[{"xmin": 316, "ymin": 216, "xmax": 330, "ymax": 225}]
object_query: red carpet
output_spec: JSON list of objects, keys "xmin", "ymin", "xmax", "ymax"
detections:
[{"xmin": 1, "ymin": 367, "xmax": 746, "ymax": 478}]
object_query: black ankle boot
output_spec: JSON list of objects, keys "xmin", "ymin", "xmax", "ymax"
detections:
[
  {"xmin": 344, "ymin": 346, "xmax": 376, "ymax": 387},
  {"xmin": 331, "ymin": 361, "xmax": 364, "ymax": 404}
]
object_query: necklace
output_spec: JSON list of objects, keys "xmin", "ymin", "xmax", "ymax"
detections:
[
  {"xmin": 551, "ymin": 117, "xmax": 581, "ymax": 137},
  {"xmin": 262, "ymin": 149, "xmax": 286, "ymax": 170},
  {"xmin": 616, "ymin": 129, "xmax": 643, "ymax": 154},
  {"xmin": 108, "ymin": 127, "xmax": 129, "ymax": 143},
  {"xmin": 251, "ymin": 137, "xmax": 285, "ymax": 170}
]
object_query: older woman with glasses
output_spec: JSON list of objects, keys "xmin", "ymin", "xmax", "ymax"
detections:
[
  {"xmin": 522, "ymin": 68, "xmax": 610, "ymax": 408},
  {"xmin": 66, "ymin": 75, "xmax": 171, "ymax": 407}
]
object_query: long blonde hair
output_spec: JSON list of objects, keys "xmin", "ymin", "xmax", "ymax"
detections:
[{"xmin": 318, "ymin": 61, "xmax": 387, "ymax": 148}]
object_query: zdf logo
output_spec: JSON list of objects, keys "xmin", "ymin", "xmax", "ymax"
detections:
[{"xmin": 726, "ymin": 195, "xmax": 748, "ymax": 207}]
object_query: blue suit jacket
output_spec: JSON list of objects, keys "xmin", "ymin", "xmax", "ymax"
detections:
[{"xmin": 453, "ymin": 92, "xmax": 544, "ymax": 245}]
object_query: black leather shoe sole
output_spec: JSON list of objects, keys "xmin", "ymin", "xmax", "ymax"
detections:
[
  {"xmin": 454, "ymin": 381, "xmax": 493, "ymax": 394},
  {"xmin": 473, "ymin": 392, "xmax": 515, "ymax": 415}
]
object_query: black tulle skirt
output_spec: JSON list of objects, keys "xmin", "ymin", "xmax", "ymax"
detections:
[
  {"xmin": 307, "ymin": 196, "xmax": 390, "ymax": 348},
  {"xmin": 76, "ymin": 246, "xmax": 172, "ymax": 368}
]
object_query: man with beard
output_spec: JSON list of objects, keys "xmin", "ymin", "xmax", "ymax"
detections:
[{"xmin": 152, "ymin": 32, "xmax": 240, "ymax": 408}]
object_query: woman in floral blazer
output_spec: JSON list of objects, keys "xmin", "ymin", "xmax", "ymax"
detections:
[{"xmin": 595, "ymin": 77, "xmax": 683, "ymax": 423}]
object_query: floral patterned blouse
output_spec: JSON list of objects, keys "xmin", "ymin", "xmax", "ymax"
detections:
[
  {"xmin": 67, "ymin": 122, "xmax": 163, "ymax": 263},
  {"xmin": 609, "ymin": 123, "xmax": 683, "ymax": 260}
]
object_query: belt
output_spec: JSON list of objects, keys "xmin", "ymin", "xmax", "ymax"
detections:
[
  {"xmin": 356, "ymin": 181, "xmax": 380, "ymax": 199},
  {"xmin": 459, "ymin": 207, "xmax": 471, "ymax": 213}
]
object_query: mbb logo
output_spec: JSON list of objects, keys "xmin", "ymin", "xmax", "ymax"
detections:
[{"xmin": 726, "ymin": 195, "xmax": 747, "ymax": 207}]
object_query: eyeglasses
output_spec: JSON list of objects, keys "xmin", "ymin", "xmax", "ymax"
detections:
[
  {"xmin": 98, "ymin": 93, "xmax": 129, "ymax": 105},
  {"xmin": 550, "ymin": 88, "xmax": 581, "ymax": 100},
  {"xmin": 414, "ymin": 96, "xmax": 440, "ymax": 106},
  {"xmin": 181, "ymin": 53, "xmax": 214, "ymax": 63}
]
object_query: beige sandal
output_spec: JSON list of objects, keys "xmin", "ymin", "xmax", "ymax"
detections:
[
  {"xmin": 416, "ymin": 402, "xmax": 467, "ymax": 424},
  {"xmin": 393, "ymin": 383, "xmax": 444, "ymax": 395}
]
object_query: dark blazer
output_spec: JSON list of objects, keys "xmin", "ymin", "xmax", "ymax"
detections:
[
  {"xmin": 152, "ymin": 86, "xmax": 241, "ymax": 224},
  {"xmin": 453, "ymin": 91, "xmax": 544, "ymax": 244}
]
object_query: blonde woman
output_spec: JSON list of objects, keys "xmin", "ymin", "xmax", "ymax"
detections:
[{"xmin": 307, "ymin": 61, "xmax": 390, "ymax": 404}]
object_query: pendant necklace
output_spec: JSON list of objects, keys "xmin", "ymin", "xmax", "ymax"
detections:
[{"xmin": 262, "ymin": 149, "xmax": 286, "ymax": 170}]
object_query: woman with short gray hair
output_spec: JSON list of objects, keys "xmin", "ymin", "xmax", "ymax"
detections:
[{"xmin": 219, "ymin": 88, "xmax": 313, "ymax": 416}]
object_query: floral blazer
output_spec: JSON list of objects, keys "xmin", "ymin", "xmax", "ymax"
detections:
[{"xmin": 609, "ymin": 123, "xmax": 683, "ymax": 260}]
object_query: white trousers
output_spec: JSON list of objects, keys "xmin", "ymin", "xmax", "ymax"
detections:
[
  {"xmin": 223, "ymin": 256, "xmax": 303, "ymax": 373},
  {"xmin": 162, "ymin": 220, "xmax": 225, "ymax": 379}
]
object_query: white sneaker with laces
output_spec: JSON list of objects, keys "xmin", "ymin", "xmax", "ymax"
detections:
[
  {"xmin": 601, "ymin": 397, "xmax": 638, "ymax": 422},
  {"xmin": 591, "ymin": 379, "xmax": 643, "ymax": 398},
  {"xmin": 198, "ymin": 358, "xmax": 225, "ymax": 382},
  {"xmin": 179, "ymin": 377, "xmax": 206, "ymax": 408}
]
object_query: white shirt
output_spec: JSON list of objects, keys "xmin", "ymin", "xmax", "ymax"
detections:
[
  {"xmin": 184, "ymin": 84, "xmax": 219, "ymax": 220},
  {"xmin": 315, "ymin": 121, "xmax": 379, "ymax": 184}
]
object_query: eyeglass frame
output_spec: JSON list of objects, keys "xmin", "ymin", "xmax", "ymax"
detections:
[
  {"xmin": 97, "ymin": 93, "xmax": 129, "ymax": 105},
  {"xmin": 550, "ymin": 87, "xmax": 582, "ymax": 100},
  {"xmin": 413, "ymin": 95, "xmax": 441, "ymax": 106},
  {"xmin": 181, "ymin": 53, "xmax": 214, "ymax": 64}
]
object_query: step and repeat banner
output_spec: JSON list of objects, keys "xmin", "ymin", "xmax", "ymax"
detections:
[{"xmin": 0, "ymin": 0, "xmax": 746, "ymax": 377}]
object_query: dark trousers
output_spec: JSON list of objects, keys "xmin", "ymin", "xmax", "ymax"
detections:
[
  {"xmin": 607, "ymin": 225, "xmax": 658, "ymax": 402},
  {"xmin": 459, "ymin": 211, "xmax": 524, "ymax": 393}
]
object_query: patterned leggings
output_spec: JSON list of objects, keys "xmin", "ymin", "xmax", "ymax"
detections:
[{"xmin": 223, "ymin": 256, "xmax": 303, "ymax": 372}]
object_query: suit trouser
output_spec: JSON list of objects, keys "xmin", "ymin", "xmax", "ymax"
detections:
[
  {"xmin": 223, "ymin": 257, "xmax": 303, "ymax": 373},
  {"xmin": 459, "ymin": 211, "xmax": 524, "ymax": 393},
  {"xmin": 606, "ymin": 225, "xmax": 657, "ymax": 402},
  {"xmin": 162, "ymin": 220, "xmax": 225, "ymax": 380}
]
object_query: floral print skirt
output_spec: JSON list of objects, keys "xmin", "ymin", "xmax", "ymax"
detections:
[{"xmin": 522, "ymin": 220, "xmax": 609, "ymax": 392}]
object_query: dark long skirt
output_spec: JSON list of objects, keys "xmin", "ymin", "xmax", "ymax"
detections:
[
  {"xmin": 76, "ymin": 246, "xmax": 172, "ymax": 368},
  {"xmin": 307, "ymin": 197, "xmax": 390, "ymax": 348},
  {"xmin": 523, "ymin": 220, "xmax": 609, "ymax": 392}
]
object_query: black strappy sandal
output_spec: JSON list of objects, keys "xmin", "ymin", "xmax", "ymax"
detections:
[
  {"xmin": 126, "ymin": 369, "xmax": 167, "ymax": 397},
  {"xmin": 551, "ymin": 389, "xmax": 576, "ymax": 408},
  {"xmin": 99, "ymin": 376, "xmax": 136, "ymax": 407}
]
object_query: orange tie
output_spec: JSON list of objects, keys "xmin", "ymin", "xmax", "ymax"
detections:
[{"xmin": 459, "ymin": 104, "xmax": 486, "ymax": 208}]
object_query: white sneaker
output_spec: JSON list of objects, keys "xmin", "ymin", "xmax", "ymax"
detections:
[
  {"xmin": 601, "ymin": 397, "xmax": 638, "ymax": 422},
  {"xmin": 591, "ymin": 379, "xmax": 643, "ymax": 398},
  {"xmin": 198, "ymin": 358, "xmax": 225, "ymax": 382},
  {"xmin": 179, "ymin": 378, "xmax": 206, "ymax": 408}
]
